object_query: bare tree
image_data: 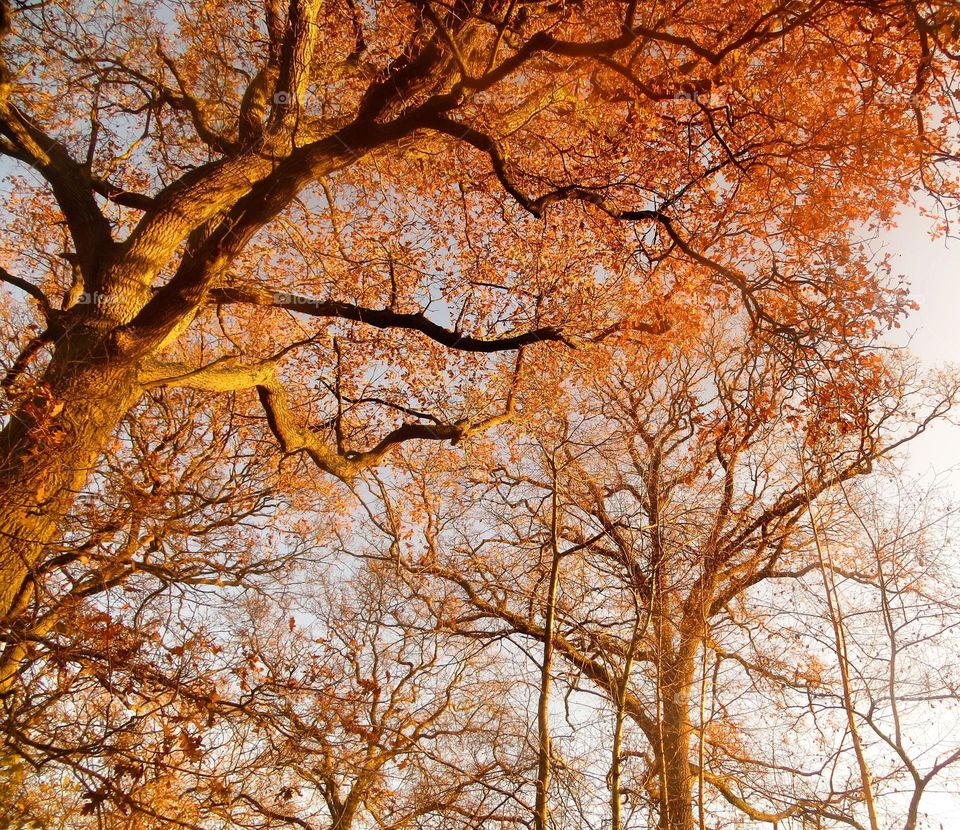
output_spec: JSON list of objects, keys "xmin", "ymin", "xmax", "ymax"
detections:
[{"xmin": 384, "ymin": 326, "xmax": 958, "ymax": 829}]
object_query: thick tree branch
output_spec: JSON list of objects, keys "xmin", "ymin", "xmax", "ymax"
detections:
[
  {"xmin": 141, "ymin": 352, "xmax": 523, "ymax": 481},
  {"xmin": 0, "ymin": 266, "xmax": 52, "ymax": 317},
  {"xmin": 138, "ymin": 356, "xmax": 279, "ymax": 391},
  {"xmin": 89, "ymin": 177, "xmax": 155, "ymax": 211},
  {"xmin": 255, "ymin": 377, "xmax": 493, "ymax": 481},
  {"xmin": 269, "ymin": 0, "xmax": 325, "ymax": 133},
  {"xmin": 0, "ymin": 19, "xmax": 112, "ymax": 283},
  {"xmin": 209, "ymin": 285, "xmax": 573, "ymax": 352},
  {"xmin": 114, "ymin": 105, "xmax": 432, "ymax": 351}
]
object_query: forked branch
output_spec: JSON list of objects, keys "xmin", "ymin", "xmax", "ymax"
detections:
[{"xmin": 140, "ymin": 350, "xmax": 527, "ymax": 481}]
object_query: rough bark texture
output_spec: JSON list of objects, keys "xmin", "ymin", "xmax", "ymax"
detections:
[
  {"xmin": 0, "ymin": 336, "xmax": 141, "ymax": 621},
  {"xmin": 658, "ymin": 666, "xmax": 696, "ymax": 830}
]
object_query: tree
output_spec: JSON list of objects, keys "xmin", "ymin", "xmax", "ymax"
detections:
[
  {"xmin": 217, "ymin": 561, "xmax": 536, "ymax": 830},
  {"xmin": 2, "ymin": 545, "xmax": 536, "ymax": 829},
  {"xmin": 4, "ymin": 315, "xmax": 959, "ymax": 828},
  {"xmin": 3, "ymin": 3, "xmax": 960, "ymax": 827},
  {"xmin": 385, "ymin": 322, "xmax": 958, "ymax": 829},
  {"xmin": 1, "ymin": 0, "xmax": 958, "ymax": 632},
  {"xmin": 794, "ymin": 472, "xmax": 960, "ymax": 830}
]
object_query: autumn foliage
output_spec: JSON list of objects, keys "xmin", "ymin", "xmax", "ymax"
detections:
[{"xmin": 1, "ymin": 0, "xmax": 960, "ymax": 828}]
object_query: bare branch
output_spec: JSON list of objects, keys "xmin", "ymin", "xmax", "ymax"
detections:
[
  {"xmin": 0, "ymin": 266, "xmax": 52, "ymax": 317},
  {"xmin": 209, "ymin": 285, "xmax": 574, "ymax": 352}
]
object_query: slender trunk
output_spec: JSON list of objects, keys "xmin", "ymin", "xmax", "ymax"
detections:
[
  {"xmin": 332, "ymin": 788, "xmax": 361, "ymax": 830},
  {"xmin": 818, "ymin": 548, "xmax": 880, "ymax": 830},
  {"xmin": 653, "ymin": 574, "xmax": 698, "ymax": 830},
  {"xmin": 804, "ymin": 475, "xmax": 880, "ymax": 830},
  {"xmin": 0, "ymin": 335, "xmax": 140, "ymax": 621},
  {"xmin": 696, "ymin": 638, "xmax": 709, "ymax": 830},
  {"xmin": 534, "ymin": 466, "xmax": 562, "ymax": 830},
  {"xmin": 610, "ymin": 696, "xmax": 626, "ymax": 830},
  {"xmin": 611, "ymin": 596, "xmax": 648, "ymax": 830}
]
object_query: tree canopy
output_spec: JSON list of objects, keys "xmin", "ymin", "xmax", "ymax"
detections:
[{"xmin": 1, "ymin": 1, "xmax": 959, "ymax": 828}]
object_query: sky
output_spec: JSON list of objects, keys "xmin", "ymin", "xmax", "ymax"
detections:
[{"xmin": 881, "ymin": 206, "xmax": 960, "ymax": 485}]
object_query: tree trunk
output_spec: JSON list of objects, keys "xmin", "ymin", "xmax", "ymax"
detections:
[
  {"xmin": 534, "ymin": 468, "xmax": 562, "ymax": 830},
  {"xmin": 659, "ymin": 689, "xmax": 695, "ymax": 830},
  {"xmin": 805, "ymin": 472, "xmax": 881, "ymax": 830},
  {"xmin": 0, "ymin": 334, "xmax": 140, "ymax": 621},
  {"xmin": 611, "ymin": 597, "xmax": 647, "ymax": 830},
  {"xmin": 657, "ymin": 648, "xmax": 696, "ymax": 830}
]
